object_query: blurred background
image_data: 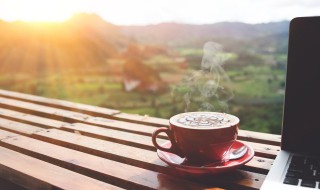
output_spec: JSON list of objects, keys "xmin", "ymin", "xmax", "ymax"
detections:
[{"xmin": 0, "ymin": 0, "xmax": 319, "ymax": 134}]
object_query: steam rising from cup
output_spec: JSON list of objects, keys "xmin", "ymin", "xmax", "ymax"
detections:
[{"xmin": 172, "ymin": 41, "xmax": 233, "ymax": 112}]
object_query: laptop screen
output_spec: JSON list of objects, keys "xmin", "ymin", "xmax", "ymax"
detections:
[{"xmin": 282, "ymin": 17, "xmax": 320, "ymax": 155}]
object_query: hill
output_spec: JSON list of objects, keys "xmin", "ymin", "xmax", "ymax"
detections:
[
  {"xmin": 121, "ymin": 21, "xmax": 289, "ymax": 52},
  {"xmin": 0, "ymin": 13, "xmax": 127, "ymax": 75},
  {"xmin": 0, "ymin": 13, "xmax": 289, "ymax": 75}
]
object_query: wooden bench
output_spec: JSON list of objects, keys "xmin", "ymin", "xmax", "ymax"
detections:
[{"xmin": 0, "ymin": 89, "xmax": 281, "ymax": 189}]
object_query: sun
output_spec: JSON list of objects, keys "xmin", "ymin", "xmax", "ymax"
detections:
[{"xmin": 0, "ymin": 0, "xmax": 81, "ymax": 22}]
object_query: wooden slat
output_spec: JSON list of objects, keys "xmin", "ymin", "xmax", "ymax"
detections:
[
  {"xmin": 0, "ymin": 108, "xmax": 67, "ymax": 129},
  {"xmin": 0, "ymin": 129, "xmax": 21, "ymax": 140},
  {"xmin": 60, "ymin": 123, "xmax": 274, "ymax": 173},
  {"xmin": 0, "ymin": 91, "xmax": 281, "ymax": 146},
  {"xmin": 238, "ymin": 130, "xmax": 281, "ymax": 146},
  {"xmin": 0, "ymin": 97, "xmax": 163, "ymax": 138},
  {"xmin": 0, "ymin": 146, "xmax": 122, "ymax": 190},
  {"xmin": 33, "ymin": 128, "xmax": 171, "ymax": 172},
  {"xmin": 31, "ymin": 129, "xmax": 265, "ymax": 189},
  {"xmin": 239, "ymin": 140, "xmax": 280, "ymax": 159},
  {"xmin": 0, "ymin": 90, "xmax": 279, "ymax": 189},
  {"xmin": 0, "ymin": 96, "xmax": 92, "ymax": 122},
  {"xmin": 61, "ymin": 123, "xmax": 272, "ymax": 174},
  {"xmin": 113, "ymin": 113, "xmax": 169, "ymax": 127},
  {"xmin": 85, "ymin": 117, "xmax": 161, "ymax": 137},
  {"xmin": 0, "ymin": 98, "xmax": 277, "ymax": 169},
  {"xmin": 61, "ymin": 123, "xmax": 165, "ymax": 151},
  {"xmin": 0, "ymin": 132, "xmax": 209, "ymax": 190},
  {"xmin": 0, "ymin": 118, "xmax": 44, "ymax": 135},
  {"xmin": 0, "ymin": 177, "xmax": 28, "ymax": 190},
  {"xmin": 0, "ymin": 109, "xmax": 276, "ymax": 172},
  {"xmin": 61, "ymin": 123, "xmax": 278, "ymax": 159},
  {"xmin": 0, "ymin": 96, "xmax": 280, "ymax": 149},
  {"xmin": 245, "ymin": 156, "xmax": 273, "ymax": 174},
  {"xmin": 195, "ymin": 170, "xmax": 265, "ymax": 190},
  {"xmin": 0, "ymin": 89, "xmax": 120, "ymax": 116}
]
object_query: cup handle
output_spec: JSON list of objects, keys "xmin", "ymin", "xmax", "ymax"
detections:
[{"xmin": 152, "ymin": 127, "xmax": 184, "ymax": 157}]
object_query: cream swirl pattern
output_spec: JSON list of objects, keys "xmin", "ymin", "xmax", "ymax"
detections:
[{"xmin": 176, "ymin": 112, "xmax": 231, "ymax": 128}]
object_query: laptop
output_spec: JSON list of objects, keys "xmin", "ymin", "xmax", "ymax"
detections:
[{"xmin": 261, "ymin": 16, "xmax": 320, "ymax": 189}]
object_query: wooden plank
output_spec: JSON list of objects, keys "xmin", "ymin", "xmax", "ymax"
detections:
[
  {"xmin": 61, "ymin": 123, "xmax": 279, "ymax": 165},
  {"xmin": 195, "ymin": 170, "xmax": 265, "ymax": 190},
  {"xmin": 239, "ymin": 140, "xmax": 280, "ymax": 159},
  {"xmin": 0, "ymin": 97, "xmax": 164, "ymax": 138},
  {"xmin": 61, "ymin": 123, "xmax": 165, "ymax": 151},
  {"xmin": 0, "ymin": 94, "xmax": 281, "ymax": 145},
  {"xmin": 31, "ymin": 129, "xmax": 265, "ymax": 189},
  {"xmin": 0, "ymin": 96, "xmax": 92, "ymax": 122},
  {"xmin": 84, "ymin": 117, "xmax": 161, "ymax": 137},
  {"xmin": 238, "ymin": 130, "xmax": 281, "ymax": 146},
  {"xmin": 0, "ymin": 97, "xmax": 279, "ymax": 159},
  {"xmin": 113, "ymin": 113, "xmax": 169, "ymax": 127},
  {"xmin": 0, "ymin": 177, "xmax": 28, "ymax": 190},
  {"xmin": 0, "ymin": 95, "xmax": 278, "ymax": 160},
  {"xmin": 1, "ymin": 134, "xmax": 209, "ymax": 190},
  {"xmin": 62, "ymin": 123, "xmax": 272, "ymax": 174},
  {"xmin": 0, "ymin": 108, "xmax": 67, "ymax": 128},
  {"xmin": 33, "ymin": 129, "xmax": 169, "ymax": 172},
  {"xmin": 0, "ymin": 96, "xmax": 280, "ymax": 149},
  {"xmin": 0, "ymin": 118, "xmax": 44, "ymax": 135},
  {"xmin": 61, "ymin": 123, "xmax": 278, "ymax": 160},
  {"xmin": 244, "ymin": 156, "xmax": 273, "ymax": 174},
  {"xmin": 0, "ymin": 115, "xmax": 269, "ymax": 175},
  {"xmin": 0, "ymin": 129, "xmax": 21, "ymax": 140},
  {"xmin": 0, "ymin": 89, "xmax": 120, "ymax": 116},
  {"xmin": 0, "ymin": 90, "xmax": 276, "ymax": 189},
  {"xmin": 0, "ymin": 146, "xmax": 123, "ymax": 190}
]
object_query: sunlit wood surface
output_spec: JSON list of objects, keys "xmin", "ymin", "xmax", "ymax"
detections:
[{"xmin": 0, "ymin": 89, "xmax": 281, "ymax": 190}]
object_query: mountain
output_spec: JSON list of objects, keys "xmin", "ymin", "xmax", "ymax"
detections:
[
  {"xmin": 0, "ymin": 13, "xmax": 289, "ymax": 76},
  {"xmin": 121, "ymin": 21, "xmax": 289, "ymax": 49},
  {"xmin": 0, "ymin": 13, "xmax": 127, "ymax": 75}
]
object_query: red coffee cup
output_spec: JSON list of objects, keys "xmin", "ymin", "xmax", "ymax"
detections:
[{"xmin": 152, "ymin": 112, "xmax": 239, "ymax": 164}]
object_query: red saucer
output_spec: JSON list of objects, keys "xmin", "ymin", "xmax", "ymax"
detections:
[{"xmin": 157, "ymin": 140, "xmax": 254, "ymax": 175}]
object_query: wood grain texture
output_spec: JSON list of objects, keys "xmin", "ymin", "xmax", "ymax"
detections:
[
  {"xmin": 113, "ymin": 112, "xmax": 169, "ymax": 127},
  {"xmin": 0, "ymin": 129, "xmax": 21, "ymax": 140},
  {"xmin": 0, "ymin": 177, "xmax": 28, "ymax": 190},
  {"xmin": 0, "ymin": 96, "xmax": 280, "ymax": 148},
  {"xmin": 0, "ymin": 89, "xmax": 120, "ymax": 116},
  {"xmin": 61, "ymin": 123, "xmax": 274, "ymax": 173},
  {"xmin": 0, "ymin": 118, "xmax": 44, "ymax": 135},
  {"xmin": 0, "ymin": 146, "xmax": 123, "ymax": 190},
  {"xmin": 0, "ymin": 96, "xmax": 92, "ymax": 122},
  {"xmin": 31, "ymin": 129, "xmax": 265, "ymax": 189},
  {"xmin": 0, "ymin": 108, "xmax": 67, "ymax": 129},
  {"xmin": 1, "ymin": 134, "xmax": 209, "ymax": 190},
  {"xmin": 239, "ymin": 140, "xmax": 280, "ymax": 159},
  {"xmin": 61, "ymin": 123, "xmax": 164, "ymax": 151},
  {"xmin": 0, "ymin": 92, "xmax": 280, "ymax": 146},
  {"xmin": 238, "ymin": 130, "xmax": 281, "ymax": 146},
  {"xmin": 0, "ymin": 90, "xmax": 282, "ymax": 190}
]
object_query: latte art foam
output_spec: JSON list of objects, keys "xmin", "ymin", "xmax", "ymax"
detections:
[{"xmin": 170, "ymin": 112, "xmax": 239, "ymax": 129}]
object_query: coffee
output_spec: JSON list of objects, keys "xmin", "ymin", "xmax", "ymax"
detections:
[
  {"xmin": 152, "ymin": 111, "xmax": 240, "ymax": 163},
  {"xmin": 170, "ymin": 112, "xmax": 238, "ymax": 129}
]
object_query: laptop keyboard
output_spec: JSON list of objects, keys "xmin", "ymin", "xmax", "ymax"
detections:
[{"xmin": 284, "ymin": 155, "xmax": 320, "ymax": 188}]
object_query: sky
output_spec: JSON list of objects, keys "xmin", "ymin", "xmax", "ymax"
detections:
[{"xmin": 0, "ymin": 0, "xmax": 319, "ymax": 25}]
